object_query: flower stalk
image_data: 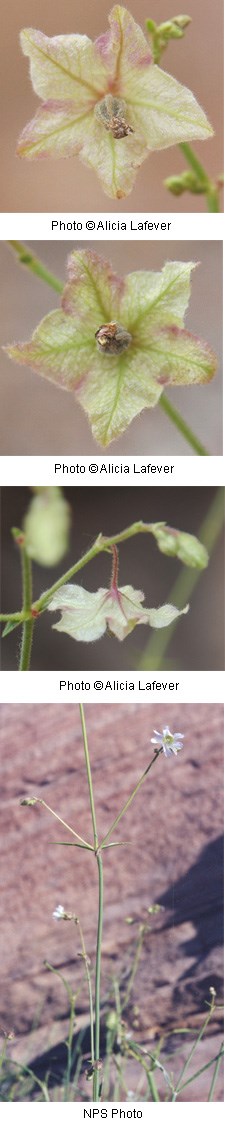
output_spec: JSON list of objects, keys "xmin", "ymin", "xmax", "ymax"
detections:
[{"xmin": 12, "ymin": 529, "xmax": 35, "ymax": 671}]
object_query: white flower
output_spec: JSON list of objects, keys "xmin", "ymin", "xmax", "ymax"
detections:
[
  {"xmin": 151, "ymin": 726, "xmax": 184, "ymax": 757},
  {"xmin": 53, "ymin": 904, "xmax": 65, "ymax": 921}
]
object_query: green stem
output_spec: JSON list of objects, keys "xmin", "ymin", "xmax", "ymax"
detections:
[
  {"xmin": 79, "ymin": 705, "xmax": 98, "ymax": 852},
  {"xmin": 160, "ymin": 394, "xmax": 208, "ymax": 455},
  {"xmin": 179, "ymin": 144, "xmax": 209, "ymax": 186},
  {"xmin": 30, "ymin": 522, "xmax": 159, "ymax": 614},
  {"xmin": 122, "ymin": 925, "xmax": 145, "ymax": 1012},
  {"xmin": 100, "ymin": 749, "xmax": 161, "ymax": 849},
  {"xmin": 126, "ymin": 1043, "xmax": 160, "ymax": 1101},
  {"xmin": 206, "ymin": 188, "xmax": 220, "ymax": 213},
  {"xmin": 93, "ymin": 853, "xmax": 104, "ymax": 1101},
  {"xmin": 19, "ymin": 541, "xmax": 34, "ymax": 671},
  {"xmin": 0, "ymin": 611, "xmax": 27, "ymax": 623},
  {"xmin": 179, "ymin": 145, "xmax": 220, "ymax": 212},
  {"xmin": 1, "ymin": 523, "xmax": 154, "ymax": 625},
  {"xmin": 36, "ymin": 797, "xmax": 93, "ymax": 850},
  {"xmin": 79, "ymin": 706, "xmax": 103, "ymax": 1101},
  {"xmin": 8, "ymin": 241, "xmax": 63, "ymax": 294},
  {"xmin": 139, "ymin": 487, "xmax": 224, "ymax": 671},
  {"xmin": 208, "ymin": 1040, "xmax": 224, "ymax": 1101},
  {"xmin": 173, "ymin": 992, "xmax": 217, "ymax": 1096},
  {"xmin": 76, "ymin": 918, "xmax": 95, "ymax": 1069}
]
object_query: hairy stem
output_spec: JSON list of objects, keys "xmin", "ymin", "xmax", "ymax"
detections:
[{"xmin": 19, "ymin": 540, "xmax": 34, "ymax": 671}]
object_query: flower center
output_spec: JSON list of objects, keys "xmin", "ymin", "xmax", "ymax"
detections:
[
  {"xmin": 95, "ymin": 322, "xmax": 132, "ymax": 356},
  {"xmin": 95, "ymin": 94, "xmax": 134, "ymax": 139}
]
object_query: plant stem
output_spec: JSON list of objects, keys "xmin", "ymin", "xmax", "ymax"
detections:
[
  {"xmin": 8, "ymin": 241, "xmax": 63, "ymax": 294},
  {"xmin": 100, "ymin": 749, "xmax": 161, "ymax": 849},
  {"xmin": 76, "ymin": 918, "xmax": 95, "ymax": 1069},
  {"xmin": 122, "ymin": 926, "xmax": 145, "ymax": 1011},
  {"xmin": 173, "ymin": 991, "xmax": 217, "ymax": 1095},
  {"xmin": 179, "ymin": 143, "xmax": 209, "ymax": 186},
  {"xmin": 79, "ymin": 705, "xmax": 98, "ymax": 851},
  {"xmin": 19, "ymin": 541, "xmax": 34, "ymax": 671},
  {"xmin": 36, "ymin": 797, "xmax": 93, "ymax": 849},
  {"xmin": 79, "ymin": 706, "xmax": 103, "ymax": 1101},
  {"xmin": 160, "ymin": 394, "xmax": 208, "ymax": 455},
  {"xmin": 208, "ymin": 1040, "xmax": 224, "ymax": 1101},
  {"xmin": 1, "ymin": 523, "xmax": 155, "ymax": 626},
  {"xmin": 139, "ymin": 486, "xmax": 224, "ymax": 671},
  {"xmin": 179, "ymin": 144, "xmax": 220, "ymax": 212},
  {"xmin": 93, "ymin": 853, "xmax": 104, "ymax": 1100},
  {"xmin": 29, "ymin": 524, "xmax": 152, "ymax": 613}
]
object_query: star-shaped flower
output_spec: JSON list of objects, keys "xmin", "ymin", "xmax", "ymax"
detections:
[
  {"xmin": 151, "ymin": 726, "xmax": 184, "ymax": 757},
  {"xmin": 46, "ymin": 582, "xmax": 188, "ymax": 643},
  {"xmin": 5, "ymin": 250, "xmax": 217, "ymax": 447},
  {"xmin": 17, "ymin": 5, "xmax": 213, "ymax": 198}
]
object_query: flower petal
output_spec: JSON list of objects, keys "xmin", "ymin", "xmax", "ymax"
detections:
[
  {"xmin": 5, "ymin": 310, "xmax": 95, "ymax": 391},
  {"xmin": 77, "ymin": 113, "xmax": 146, "ymax": 198},
  {"xmin": 20, "ymin": 28, "xmax": 107, "ymax": 103},
  {"xmin": 147, "ymin": 603, "xmax": 189, "ymax": 628},
  {"xmin": 47, "ymin": 582, "xmax": 148, "ymax": 642},
  {"xmin": 121, "ymin": 262, "xmax": 197, "ymax": 335},
  {"xmin": 48, "ymin": 585, "xmax": 109, "ymax": 642},
  {"xmin": 17, "ymin": 97, "xmax": 146, "ymax": 197},
  {"xmin": 124, "ymin": 63, "xmax": 213, "ymax": 148},
  {"xmin": 147, "ymin": 326, "xmax": 217, "ymax": 386},
  {"xmin": 75, "ymin": 349, "xmax": 162, "ymax": 447},
  {"xmin": 63, "ymin": 249, "xmax": 124, "ymax": 329},
  {"xmin": 17, "ymin": 101, "xmax": 95, "ymax": 160},
  {"xmin": 95, "ymin": 6, "xmax": 152, "ymax": 83}
]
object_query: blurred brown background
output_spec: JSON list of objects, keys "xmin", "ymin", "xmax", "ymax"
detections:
[
  {"xmin": 1, "ymin": 0, "xmax": 223, "ymax": 212},
  {"xmin": 0, "ymin": 241, "xmax": 222, "ymax": 455},
  {"xmin": 1, "ymin": 486, "xmax": 224, "ymax": 671},
  {"xmin": 0, "ymin": 703, "xmax": 223, "ymax": 1100}
]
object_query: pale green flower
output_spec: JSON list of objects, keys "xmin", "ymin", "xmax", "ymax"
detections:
[
  {"xmin": 5, "ymin": 251, "xmax": 217, "ymax": 448},
  {"xmin": 17, "ymin": 5, "xmax": 213, "ymax": 199},
  {"xmin": 46, "ymin": 582, "xmax": 188, "ymax": 643}
]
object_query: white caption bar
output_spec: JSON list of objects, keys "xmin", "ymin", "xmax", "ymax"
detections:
[
  {"xmin": 0, "ymin": 213, "xmax": 223, "ymax": 241},
  {"xmin": 0, "ymin": 456, "xmax": 224, "ymax": 488},
  {"xmin": 0, "ymin": 671, "xmax": 223, "ymax": 704}
]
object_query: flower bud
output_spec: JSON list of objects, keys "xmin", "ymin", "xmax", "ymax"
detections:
[
  {"xmin": 153, "ymin": 524, "xmax": 208, "ymax": 569},
  {"xmin": 174, "ymin": 531, "xmax": 209, "ymax": 569},
  {"xmin": 23, "ymin": 488, "xmax": 71, "ymax": 567},
  {"xmin": 160, "ymin": 16, "xmax": 191, "ymax": 40},
  {"xmin": 20, "ymin": 797, "xmax": 38, "ymax": 806},
  {"xmin": 164, "ymin": 172, "xmax": 203, "ymax": 196}
]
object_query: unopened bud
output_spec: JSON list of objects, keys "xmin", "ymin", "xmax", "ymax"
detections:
[
  {"xmin": 165, "ymin": 172, "xmax": 203, "ymax": 196},
  {"xmin": 23, "ymin": 487, "xmax": 71, "ymax": 567},
  {"xmin": 153, "ymin": 524, "xmax": 208, "ymax": 569},
  {"xmin": 20, "ymin": 797, "xmax": 38, "ymax": 806},
  {"xmin": 160, "ymin": 16, "xmax": 191, "ymax": 40}
]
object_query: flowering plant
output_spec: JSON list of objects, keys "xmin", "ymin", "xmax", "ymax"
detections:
[
  {"xmin": 6, "ymin": 250, "xmax": 217, "ymax": 449},
  {"xmin": 17, "ymin": 6, "xmax": 213, "ymax": 200},
  {"xmin": 0, "ymin": 492, "xmax": 208, "ymax": 670}
]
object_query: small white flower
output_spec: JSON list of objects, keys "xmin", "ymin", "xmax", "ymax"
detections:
[
  {"xmin": 53, "ymin": 904, "xmax": 65, "ymax": 921},
  {"xmin": 151, "ymin": 726, "xmax": 184, "ymax": 758}
]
